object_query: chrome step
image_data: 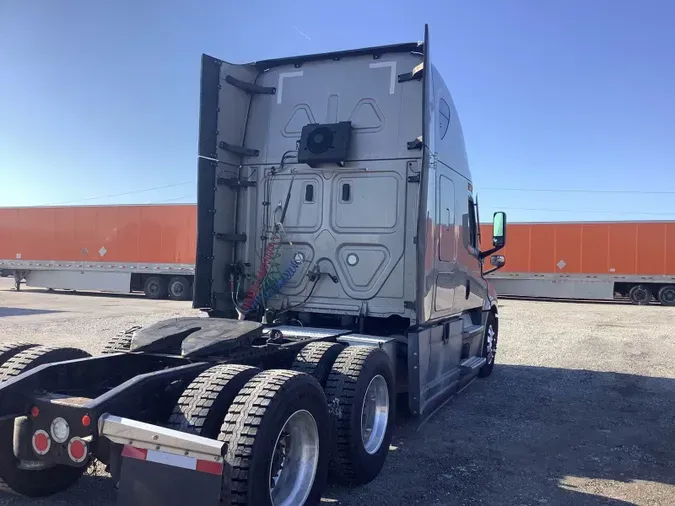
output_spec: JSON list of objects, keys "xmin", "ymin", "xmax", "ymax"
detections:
[
  {"xmin": 460, "ymin": 356, "xmax": 486, "ymax": 375},
  {"xmin": 461, "ymin": 324, "xmax": 484, "ymax": 341}
]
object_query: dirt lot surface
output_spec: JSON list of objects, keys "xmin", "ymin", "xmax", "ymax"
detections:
[{"xmin": 0, "ymin": 278, "xmax": 674, "ymax": 505}]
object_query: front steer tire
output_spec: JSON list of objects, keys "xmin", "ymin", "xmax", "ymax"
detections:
[
  {"xmin": 167, "ymin": 364, "xmax": 259, "ymax": 438},
  {"xmin": 478, "ymin": 312, "xmax": 498, "ymax": 378},
  {"xmin": 219, "ymin": 370, "xmax": 331, "ymax": 506},
  {"xmin": 0, "ymin": 346, "xmax": 91, "ymax": 497},
  {"xmin": 325, "ymin": 346, "xmax": 395, "ymax": 486}
]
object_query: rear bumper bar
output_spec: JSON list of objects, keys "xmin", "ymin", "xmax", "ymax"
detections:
[
  {"xmin": 98, "ymin": 413, "xmax": 226, "ymax": 463},
  {"xmin": 98, "ymin": 414, "xmax": 227, "ymax": 506}
]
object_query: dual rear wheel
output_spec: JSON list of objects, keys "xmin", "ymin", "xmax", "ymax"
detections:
[
  {"xmin": 628, "ymin": 284, "xmax": 675, "ymax": 306},
  {"xmin": 0, "ymin": 339, "xmax": 395, "ymax": 504},
  {"xmin": 168, "ymin": 342, "xmax": 395, "ymax": 506},
  {"xmin": 0, "ymin": 344, "xmax": 91, "ymax": 497},
  {"xmin": 142, "ymin": 276, "xmax": 192, "ymax": 300}
]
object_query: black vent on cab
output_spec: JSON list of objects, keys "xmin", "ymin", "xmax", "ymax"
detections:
[{"xmin": 298, "ymin": 121, "xmax": 352, "ymax": 167}]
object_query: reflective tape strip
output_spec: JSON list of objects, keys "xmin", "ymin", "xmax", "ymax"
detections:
[{"xmin": 121, "ymin": 445, "xmax": 223, "ymax": 476}]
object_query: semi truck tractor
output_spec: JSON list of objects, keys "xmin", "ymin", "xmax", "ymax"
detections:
[
  {"xmin": 481, "ymin": 221, "xmax": 675, "ymax": 305},
  {"xmin": 0, "ymin": 204, "xmax": 196, "ymax": 300},
  {"xmin": 0, "ymin": 26, "xmax": 508, "ymax": 505}
]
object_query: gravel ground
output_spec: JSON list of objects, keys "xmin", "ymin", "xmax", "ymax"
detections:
[{"xmin": 0, "ymin": 279, "xmax": 674, "ymax": 505}]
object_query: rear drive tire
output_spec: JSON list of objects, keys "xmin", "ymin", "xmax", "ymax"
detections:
[
  {"xmin": 629, "ymin": 284, "xmax": 652, "ymax": 305},
  {"xmin": 325, "ymin": 346, "xmax": 395, "ymax": 486},
  {"xmin": 657, "ymin": 285, "xmax": 675, "ymax": 306},
  {"xmin": 101, "ymin": 326, "xmax": 141, "ymax": 354},
  {"xmin": 291, "ymin": 342, "xmax": 344, "ymax": 388},
  {"xmin": 219, "ymin": 370, "xmax": 330, "ymax": 506},
  {"xmin": 168, "ymin": 276, "xmax": 192, "ymax": 301},
  {"xmin": 143, "ymin": 276, "xmax": 168, "ymax": 299},
  {"xmin": 0, "ymin": 346, "xmax": 91, "ymax": 497},
  {"xmin": 0, "ymin": 346, "xmax": 91, "ymax": 382},
  {"xmin": 479, "ymin": 312, "xmax": 498, "ymax": 378},
  {"xmin": 0, "ymin": 343, "xmax": 37, "ymax": 367},
  {"xmin": 167, "ymin": 364, "xmax": 259, "ymax": 438}
]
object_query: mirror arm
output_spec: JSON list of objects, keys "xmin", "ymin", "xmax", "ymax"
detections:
[
  {"xmin": 482, "ymin": 265, "xmax": 503, "ymax": 275},
  {"xmin": 479, "ymin": 245, "xmax": 502, "ymax": 260}
]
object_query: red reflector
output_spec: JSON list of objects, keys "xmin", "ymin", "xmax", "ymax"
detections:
[
  {"xmin": 196, "ymin": 459, "xmax": 224, "ymax": 476},
  {"xmin": 122, "ymin": 445, "xmax": 148, "ymax": 460},
  {"xmin": 81, "ymin": 415, "xmax": 91, "ymax": 427},
  {"xmin": 30, "ymin": 406, "xmax": 40, "ymax": 418},
  {"xmin": 32, "ymin": 430, "xmax": 51, "ymax": 455},
  {"xmin": 68, "ymin": 438, "xmax": 88, "ymax": 463}
]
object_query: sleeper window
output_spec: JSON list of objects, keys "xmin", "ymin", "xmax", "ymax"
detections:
[
  {"xmin": 304, "ymin": 183, "xmax": 315, "ymax": 203},
  {"xmin": 340, "ymin": 183, "xmax": 352, "ymax": 203}
]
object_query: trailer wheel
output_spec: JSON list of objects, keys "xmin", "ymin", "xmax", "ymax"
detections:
[
  {"xmin": 0, "ymin": 346, "xmax": 91, "ymax": 497},
  {"xmin": 101, "ymin": 326, "xmax": 141, "ymax": 354},
  {"xmin": 167, "ymin": 364, "xmax": 259, "ymax": 438},
  {"xmin": 291, "ymin": 342, "xmax": 344, "ymax": 388},
  {"xmin": 143, "ymin": 276, "xmax": 168, "ymax": 299},
  {"xmin": 629, "ymin": 284, "xmax": 652, "ymax": 305},
  {"xmin": 324, "ymin": 346, "xmax": 395, "ymax": 486},
  {"xmin": 657, "ymin": 285, "xmax": 675, "ymax": 306},
  {"xmin": 167, "ymin": 276, "xmax": 191, "ymax": 301},
  {"xmin": 478, "ymin": 312, "xmax": 498, "ymax": 378},
  {"xmin": 219, "ymin": 370, "xmax": 330, "ymax": 506},
  {"xmin": 0, "ymin": 343, "xmax": 37, "ymax": 367}
]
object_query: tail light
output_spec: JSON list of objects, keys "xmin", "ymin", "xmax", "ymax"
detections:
[
  {"xmin": 32, "ymin": 430, "xmax": 51, "ymax": 456},
  {"xmin": 67, "ymin": 437, "xmax": 88, "ymax": 463}
]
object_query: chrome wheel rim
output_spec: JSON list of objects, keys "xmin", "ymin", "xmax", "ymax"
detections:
[
  {"xmin": 269, "ymin": 409, "xmax": 319, "ymax": 506},
  {"xmin": 486, "ymin": 325, "xmax": 496, "ymax": 364},
  {"xmin": 361, "ymin": 374, "xmax": 389, "ymax": 455}
]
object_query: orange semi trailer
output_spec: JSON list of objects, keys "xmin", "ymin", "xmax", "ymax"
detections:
[
  {"xmin": 0, "ymin": 204, "xmax": 196, "ymax": 299},
  {"xmin": 480, "ymin": 221, "xmax": 675, "ymax": 306}
]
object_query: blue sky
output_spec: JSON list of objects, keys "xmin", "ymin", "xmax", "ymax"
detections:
[{"xmin": 1, "ymin": 0, "xmax": 674, "ymax": 222}]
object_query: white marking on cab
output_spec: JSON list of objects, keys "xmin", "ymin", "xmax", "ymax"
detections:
[
  {"xmin": 277, "ymin": 71, "xmax": 304, "ymax": 104},
  {"xmin": 369, "ymin": 61, "xmax": 397, "ymax": 94}
]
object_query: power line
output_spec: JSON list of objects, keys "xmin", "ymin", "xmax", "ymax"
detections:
[
  {"xmin": 46, "ymin": 181, "xmax": 195, "ymax": 205},
  {"xmin": 150, "ymin": 196, "xmax": 196, "ymax": 204},
  {"xmin": 481, "ymin": 187, "xmax": 675, "ymax": 195}
]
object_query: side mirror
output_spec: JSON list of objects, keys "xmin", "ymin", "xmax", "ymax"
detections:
[
  {"xmin": 492, "ymin": 212, "xmax": 506, "ymax": 249},
  {"xmin": 490, "ymin": 254, "xmax": 505, "ymax": 268}
]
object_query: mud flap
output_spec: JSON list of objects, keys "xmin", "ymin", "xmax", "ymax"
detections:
[{"xmin": 116, "ymin": 445, "xmax": 225, "ymax": 506}]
